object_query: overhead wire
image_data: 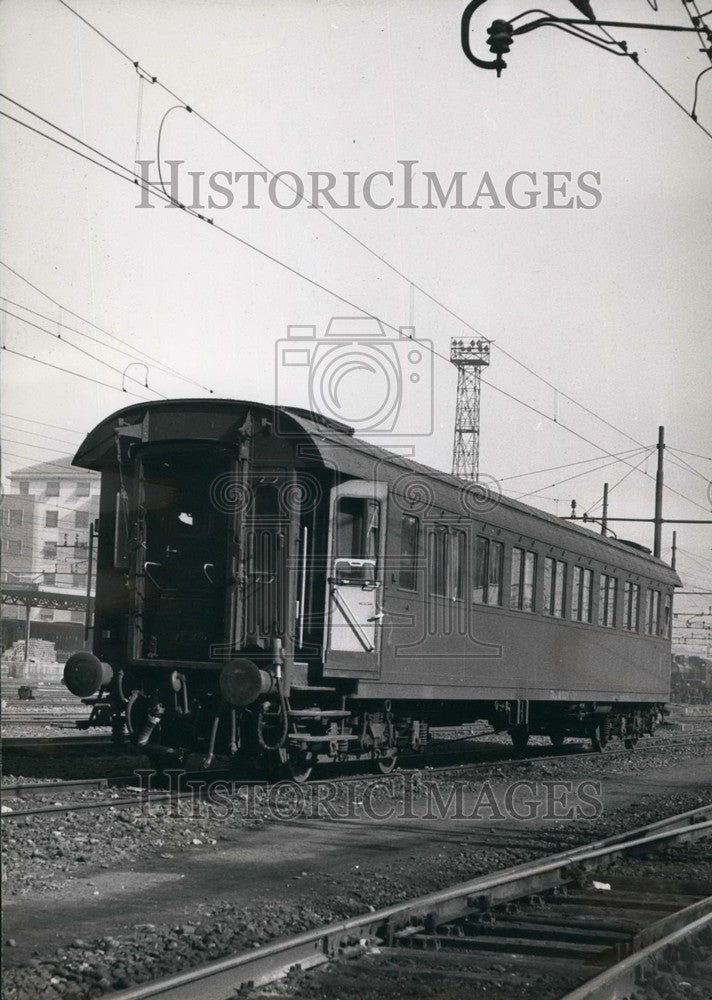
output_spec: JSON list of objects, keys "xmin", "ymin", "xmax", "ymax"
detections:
[
  {"xmin": 1, "ymin": 422, "xmax": 81, "ymax": 448},
  {"xmin": 0, "ymin": 412, "xmax": 84, "ymax": 436},
  {"xmin": 50, "ymin": 0, "xmax": 711, "ymax": 490},
  {"xmin": 498, "ymin": 446, "xmax": 649, "ymax": 483},
  {"xmin": 591, "ymin": 17, "xmax": 712, "ymax": 142},
  {"xmin": 3, "ymin": 99, "xmax": 710, "ymax": 517},
  {"xmin": 583, "ymin": 447, "xmax": 655, "ymax": 515},
  {"xmin": 0, "ymin": 306, "xmax": 167, "ymax": 398},
  {"xmin": 0, "ymin": 295, "xmax": 207, "ymax": 386},
  {"xmin": 513, "ymin": 449, "xmax": 650, "ymax": 501},
  {"xmin": 2, "ymin": 345, "xmax": 155, "ymax": 399}
]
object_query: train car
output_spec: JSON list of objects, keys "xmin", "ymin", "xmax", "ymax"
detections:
[{"xmin": 63, "ymin": 398, "xmax": 680, "ymax": 779}]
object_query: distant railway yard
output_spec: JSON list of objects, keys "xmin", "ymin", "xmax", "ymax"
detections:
[{"xmin": 2, "ymin": 702, "xmax": 711, "ymax": 1000}]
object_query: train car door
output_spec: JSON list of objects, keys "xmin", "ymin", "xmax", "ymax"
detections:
[{"xmin": 323, "ymin": 481, "xmax": 387, "ymax": 679}]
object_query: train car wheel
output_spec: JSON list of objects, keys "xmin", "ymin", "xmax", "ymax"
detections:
[
  {"xmin": 589, "ymin": 720, "xmax": 608, "ymax": 753},
  {"xmin": 376, "ymin": 750, "xmax": 398, "ymax": 774},
  {"xmin": 623, "ymin": 737, "xmax": 638, "ymax": 750},
  {"xmin": 510, "ymin": 725, "xmax": 529, "ymax": 751},
  {"xmin": 548, "ymin": 731, "xmax": 566, "ymax": 750},
  {"xmin": 286, "ymin": 748, "xmax": 314, "ymax": 784}
]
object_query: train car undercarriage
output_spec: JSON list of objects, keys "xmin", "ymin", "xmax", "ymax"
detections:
[{"xmin": 66, "ymin": 648, "xmax": 664, "ymax": 782}]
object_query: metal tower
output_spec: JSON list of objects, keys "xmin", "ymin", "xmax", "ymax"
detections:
[{"xmin": 451, "ymin": 338, "xmax": 491, "ymax": 481}]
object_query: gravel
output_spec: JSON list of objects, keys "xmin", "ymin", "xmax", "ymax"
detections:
[{"xmin": 2, "ymin": 783, "xmax": 711, "ymax": 1000}]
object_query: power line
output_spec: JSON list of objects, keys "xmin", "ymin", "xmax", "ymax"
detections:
[
  {"xmin": 498, "ymin": 446, "xmax": 648, "ymax": 483},
  {"xmin": 2, "ymin": 98, "xmax": 708, "ymax": 516},
  {"xmin": 583, "ymin": 447, "xmax": 655, "ymax": 516},
  {"xmin": 1, "ymin": 421, "xmax": 81, "ymax": 448},
  {"xmin": 0, "ymin": 412, "xmax": 84, "ymax": 435},
  {"xmin": 592, "ymin": 20, "xmax": 712, "ymax": 142},
  {"xmin": 0, "ymin": 295, "xmax": 206, "ymax": 388},
  {"xmin": 50, "ymin": 0, "xmax": 710, "ymax": 494},
  {"xmin": 1, "ymin": 450, "xmax": 88, "ymax": 474},
  {"xmin": 0, "ymin": 306, "xmax": 166, "ymax": 397},
  {"xmin": 513, "ymin": 448, "xmax": 650, "ymax": 502},
  {"xmin": 0, "ymin": 272, "xmax": 214, "ymax": 399},
  {"xmin": 669, "ymin": 446, "xmax": 712, "ymax": 462},
  {"xmin": 2, "ymin": 345, "xmax": 155, "ymax": 399},
  {"xmin": 2, "ymin": 438, "xmax": 78, "ymax": 457}
]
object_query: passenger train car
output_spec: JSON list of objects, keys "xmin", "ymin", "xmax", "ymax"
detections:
[{"xmin": 63, "ymin": 398, "xmax": 680, "ymax": 779}]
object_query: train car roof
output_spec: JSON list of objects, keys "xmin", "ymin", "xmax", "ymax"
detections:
[{"xmin": 73, "ymin": 398, "xmax": 681, "ymax": 586}]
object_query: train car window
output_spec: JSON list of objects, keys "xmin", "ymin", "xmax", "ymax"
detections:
[
  {"xmin": 428, "ymin": 526, "xmax": 448, "ymax": 597},
  {"xmin": 450, "ymin": 530, "xmax": 466, "ymax": 600},
  {"xmin": 572, "ymin": 566, "xmax": 593, "ymax": 622},
  {"xmin": 663, "ymin": 594, "xmax": 671, "ymax": 637},
  {"xmin": 510, "ymin": 547, "xmax": 523, "ymax": 608},
  {"xmin": 488, "ymin": 540, "xmax": 504, "ymax": 606},
  {"xmin": 473, "ymin": 537, "xmax": 488, "ymax": 603},
  {"xmin": 511, "ymin": 547, "xmax": 537, "ymax": 612},
  {"xmin": 334, "ymin": 497, "xmax": 380, "ymax": 563},
  {"xmin": 474, "ymin": 537, "xmax": 503, "ymax": 605},
  {"xmin": 646, "ymin": 588, "xmax": 661, "ymax": 635},
  {"xmin": 623, "ymin": 581, "xmax": 640, "ymax": 631},
  {"xmin": 544, "ymin": 557, "xmax": 567, "ymax": 617},
  {"xmin": 598, "ymin": 574, "xmax": 618, "ymax": 627},
  {"xmin": 398, "ymin": 514, "xmax": 419, "ymax": 591}
]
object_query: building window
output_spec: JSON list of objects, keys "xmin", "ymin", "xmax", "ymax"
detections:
[
  {"xmin": 599, "ymin": 574, "xmax": 618, "ymax": 627},
  {"xmin": 398, "ymin": 515, "xmax": 419, "ymax": 591},
  {"xmin": 623, "ymin": 582, "xmax": 640, "ymax": 631},
  {"xmin": 76, "ymin": 481, "xmax": 91, "ymax": 497},
  {"xmin": 44, "ymin": 572, "xmax": 56, "ymax": 586},
  {"xmin": 73, "ymin": 573, "xmax": 87, "ymax": 589},
  {"xmin": 472, "ymin": 537, "xmax": 503, "ymax": 606},
  {"xmin": 8, "ymin": 508, "xmax": 23, "ymax": 527},
  {"xmin": 19, "ymin": 480, "xmax": 30, "ymax": 495},
  {"xmin": 4, "ymin": 539, "xmax": 22, "ymax": 556},
  {"xmin": 75, "ymin": 511, "xmax": 89, "ymax": 529},
  {"xmin": 647, "ymin": 588, "xmax": 661, "ymax": 635},
  {"xmin": 43, "ymin": 541, "xmax": 58, "ymax": 559},
  {"xmin": 544, "ymin": 557, "xmax": 567, "ymax": 618},
  {"xmin": 428, "ymin": 526, "xmax": 448, "ymax": 597},
  {"xmin": 45, "ymin": 510, "xmax": 59, "ymax": 528},
  {"xmin": 450, "ymin": 530, "xmax": 466, "ymax": 600},
  {"xmin": 46, "ymin": 480, "xmax": 60, "ymax": 496},
  {"xmin": 511, "ymin": 547, "xmax": 537, "ymax": 612}
]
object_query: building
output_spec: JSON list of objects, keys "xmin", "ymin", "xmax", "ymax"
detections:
[{"xmin": 1, "ymin": 456, "xmax": 100, "ymax": 665}]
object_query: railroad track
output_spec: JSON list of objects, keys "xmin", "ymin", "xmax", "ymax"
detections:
[
  {"xmin": 85, "ymin": 805, "xmax": 712, "ymax": 1000},
  {"xmin": 1, "ymin": 734, "xmax": 114, "ymax": 752},
  {"xmin": 4, "ymin": 731, "xmax": 712, "ymax": 819}
]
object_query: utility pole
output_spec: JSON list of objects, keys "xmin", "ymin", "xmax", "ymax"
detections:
[
  {"xmin": 568, "ymin": 423, "xmax": 712, "ymax": 555},
  {"xmin": 671, "ymin": 530, "xmax": 677, "ymax": 571},
  {"xmin": 451, "ymin": 338, "xmax": 490, "ymax": 481},
  {"xmin": 654, "ymin": 425, "xmax": 665, "ymax": 558},
  {"xmin": 601, "ymin": 482, "xmax": 608, "ymax": 537}
]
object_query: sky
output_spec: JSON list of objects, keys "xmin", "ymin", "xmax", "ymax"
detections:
[{"xmin": 1, "ymin": 0, "xmax": 711, "ymax": 650}]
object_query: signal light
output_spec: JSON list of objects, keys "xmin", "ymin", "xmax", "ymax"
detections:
[{"xmin": 486, "ymin": 19, "xmax": 514, "ymax": 56}]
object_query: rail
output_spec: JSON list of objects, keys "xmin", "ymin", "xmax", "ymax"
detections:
[{"xmin": 103, "ymin": 805, "xmax": 712, "ymax": 1000}]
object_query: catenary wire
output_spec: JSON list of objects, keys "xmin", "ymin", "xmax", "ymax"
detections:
[
  {"xmin": 51, "ymin": 0, "xmax": 710, "ymax": 481},
  {"xmin": 2, "ymin": 100, "xmax": 709, "ymax": 515},
  {"xmin": 0, "ymin": 306, "xmax": 167, "ymax": 398}
]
